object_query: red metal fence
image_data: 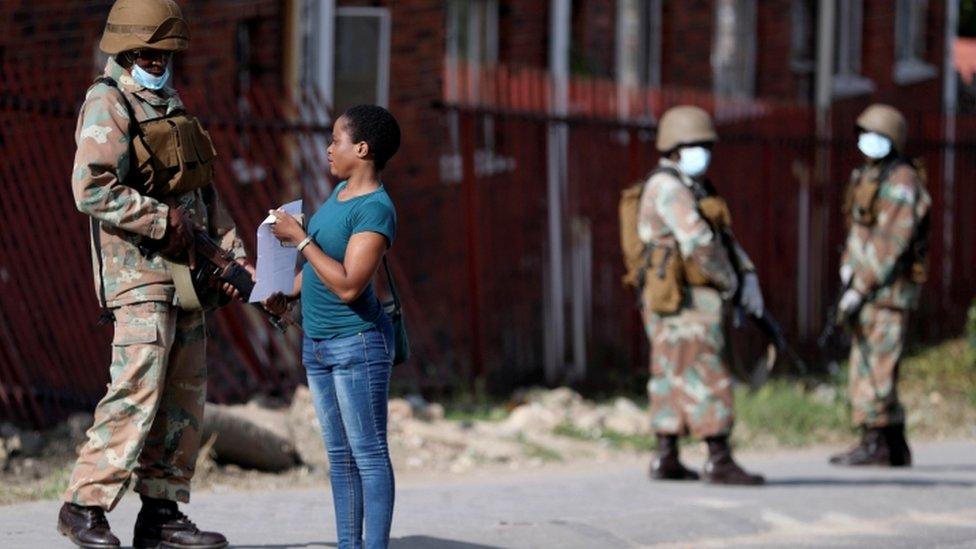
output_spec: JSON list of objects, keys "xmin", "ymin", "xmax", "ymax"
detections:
[
  {"xmin": 2, "ymin": 55, "xmax": 975, "ymax": 426},
  {"xmin": 0, "ymin": 62, "xmax": 335, "ymax": 427},
  {"xmin": 440, "ymin": 60, "xmax": 976, "ymax": 389}
]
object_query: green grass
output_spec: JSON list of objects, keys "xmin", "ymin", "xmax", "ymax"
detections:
[
  {"xmin": 442, "ymin": 405, "xmax": 509, "ymax": 424},
  {"xmin": 0, "ymin": 464, "xmax": 71, "ymax": 505},
  {"xmin": 553, "ymin": 422, "xmax": 655, "ymax": 452},
  {"xmin": 901, "ymin": 338, "xmax": 976, "ymax": 406},
  {"xmin": 733, "ymin": 380, "xmax": 849, "ymax": 447},
  {"xmin": 517, "ymin": 435, "xmax": 564, "ymax": 462}
]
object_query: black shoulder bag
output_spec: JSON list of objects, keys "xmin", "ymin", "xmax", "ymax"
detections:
[{"xmin": 382, "ymin": 257, "xmax": 410, "ymax": 365}]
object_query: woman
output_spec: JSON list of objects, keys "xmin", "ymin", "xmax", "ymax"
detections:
[{"xmin": 269, "ymin": 104, "xmax": 401, "ymax": 549}]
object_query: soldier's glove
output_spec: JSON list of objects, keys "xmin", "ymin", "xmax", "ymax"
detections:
[
  {"xmin": 840, "ymin": 264, "xmax": 854, "ymax": 287},
  {"xmin": 740, "ymin": 272, "xmax": 765, "ymax": 317},
  {"xmin": 837, "ymin": 288, "xmax": 864, "ymax": 321},
  {"xmin": 158, "ymin": 207, "xmax": 195, "ymax": 263}
]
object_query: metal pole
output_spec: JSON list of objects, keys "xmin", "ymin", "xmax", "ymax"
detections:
[
  {"xmin": 459, "ymin": 111, "xmax": 485, "ymax": 382},
  {"xmin": 806, "ymin": 0, "xmax": 836, "ymax": 338},
  {"xmin": 545, "ymin": 0, "xmax": 571, "ymax": 383},
  {"xmin": 942, "ymin": 0, "xmax": 959, "ymax": 307}
]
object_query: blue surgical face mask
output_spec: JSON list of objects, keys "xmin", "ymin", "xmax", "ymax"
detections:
[
  {"xmin": 131, "ymin": 63, "xmax": 172, "ymax": 91},
  {"xmin": 678, "ymin": 146, "xmax": 711, "ymax": 177},
  {"xmin": 857, "ymin": 132, "xmax": 892, "ymax": 160}
]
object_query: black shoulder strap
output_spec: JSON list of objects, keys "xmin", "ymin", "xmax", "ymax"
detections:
[
  {"xmin": 89, "ymin": 218, "xmax": 114, "ymax": 324},
  {"xmin": 649, "ymin": 165, "xmax": 681, "ymax": 181},
  {"xmin": 382, "ymin": 256, "xmax": 401, "ymax": 315},
  {"xmin": 200, "ymin": 184, "xmax": 219, "ymax": 238},
  {"xmin": 877, "ymin": 155, "xmax": 911, "ymax": 184}
]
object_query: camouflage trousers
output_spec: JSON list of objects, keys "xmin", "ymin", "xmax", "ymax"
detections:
[
  {"xmin": 644, "ymin": 287, "xmax": 734, "ymax": 438},
  {"xmin": 65, "ymin": 302, "xmax": 207, "ymax": 511},
  {"xmin": 848, "ymin": 303, "xmax": 907, "ymax": 428}
]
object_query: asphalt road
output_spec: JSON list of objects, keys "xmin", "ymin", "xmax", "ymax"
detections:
[{"xmin": 3, "ymin": 439, "xmax": 975, "ymax": 548}]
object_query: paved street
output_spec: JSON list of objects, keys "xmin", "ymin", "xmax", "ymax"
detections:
[{"xmin": 4, "ymin": 439, "xmax": 975, "ymax": 548}]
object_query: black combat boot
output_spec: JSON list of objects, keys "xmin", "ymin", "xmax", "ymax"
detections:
[
  {"xmin": 702, "ymin": 436, "xmax": 765, "ymax": 485},
  {"xmin": 133, "ymin": 495, "xmax": 228, "ymax": 549},
  {"xmin": 829, "ymin": 427, "xmax": 890, "ymax": 466},
  {"xmin": 649, "ymin": 434, "xmax": 700, "ymax": 480},
  {"xmin": 57, "ymin": 502, "xmax": 121, "ymax": 548},
  {"xmin": 884, "ymin": 423, "xmax": 912, "ymax": 467}
]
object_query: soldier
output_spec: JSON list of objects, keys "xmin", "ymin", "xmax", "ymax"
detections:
[
  {"xmin": 829, "ymin": 104, "xmax": 930, "ymax": 468},
  {"xmin": 58, "ymin": 1, "xmax": 247, "ymax": 547},
  {"xmin": 636, "ymin": 105, "xmax": 765, "ymax": 485}
]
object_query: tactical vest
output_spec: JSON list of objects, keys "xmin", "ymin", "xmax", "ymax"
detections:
[
  {"xmin": 623, "ymin": 168, "xmax": 732, "ymax": 314},
  {"xmin": 842, "ymin": 158, "xmax": 929, "ymax": 284},
  {"xmin": 96, "ymin": 77, "xmax": 217, "ymax": 198},
  {"xmin": 91, "ymin": 77, "xmax": 222, "ymax": 313}
]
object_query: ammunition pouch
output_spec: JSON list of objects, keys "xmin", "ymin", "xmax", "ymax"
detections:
[
  {"xmin": 850, "ymin": 178, "xmax": 880, "ymax": 226},
  {"xmin": 132, "ymin": 113, "xmax": 217, "ymax": 197},
  {"xmin": 698, "ymin": 195, "xmax": 732, "ymax": 231},
  {"xmin": 682, "ymin": 256, "xmax": 711, "ymax": 287},
  {"xmin": 643, "ymin": 245, "xmax": 684, "ymax": 314}
]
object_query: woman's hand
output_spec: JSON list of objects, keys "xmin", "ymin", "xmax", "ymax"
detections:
[
  {"xmin": 270, "ymin": 209, "xmax": 306, "ymax": 246},
  {"xmin": 262, "ymin": 291, "xmax": 292, "ymax": 316}
]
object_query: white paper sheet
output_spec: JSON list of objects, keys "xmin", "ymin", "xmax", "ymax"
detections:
[{"xmin": 249, "ymin": 199, "xmax": 303, "ymax": 303}]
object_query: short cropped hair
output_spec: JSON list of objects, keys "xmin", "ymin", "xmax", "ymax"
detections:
[{"xmin": 342, "ymin": 105, "xmax": 401, "ymax": 170}]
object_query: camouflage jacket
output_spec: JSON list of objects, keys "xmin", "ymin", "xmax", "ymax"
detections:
[
  {"xmin": 72, "ymin": 58, "xmax": 245, "ymax": 308},
  {"xmin": 636, "ymin": 159, "xmax": 739, "ymax": 298},
  {"xmin": 841, "ymin": 162, "xmax": 931, "ymax": 310}
]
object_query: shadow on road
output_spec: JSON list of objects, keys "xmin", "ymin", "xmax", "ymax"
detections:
[
  {"xmin": 230, "ymin": 537, "xmax": 502, "ymax": 548},
  {"xmin": 910, "ymin": 463, "xmax": 976, "ymax": 473},
  {"xmin": 767, "ymin": 477, "xmax": 976, "ymax": 488},
  {"xmin": 391, "ymin": 536, "xmax": 505, "ymax": 548},
  {"xmin": 230, "ymin": 541, "xmax": 339, "ymax": 549}
]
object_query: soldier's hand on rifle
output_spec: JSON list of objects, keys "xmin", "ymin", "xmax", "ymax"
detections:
[
  {"xmin": 838, "ymin": 288, "xmax": 864, "ymax": 320},
  {"xmin": 220, "ymin": 259, "xmax": 254, "ymax": 301},
  {"xmin": 269, "ymin": 209, "xmax": 305, "ymax": 246},
  {"xmin": 740, "ymin": 272, "xmax": 765, "ymax": 317},
  {"xmin": 159, "ymin": 207, "xmax": 196, "ymax": 268},
  {"xmin": 840, "ymin": 264, "xmax": 854, "ymax": 286}
]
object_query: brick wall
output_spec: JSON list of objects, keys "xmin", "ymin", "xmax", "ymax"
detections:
[
  {"xmin": 572, "ymin": 0, "xmax": 614, "ymax": 77},
  {"xmin": 499, "ymin": 0, "xmax": 548, "ymax": 67},
  {"xmin": 0, "ymin": 1, "xmax": 284, "ymax": 88},
  {"xmin": 660, "ymin": 0, "xmax": 714, "ymax": 89}
]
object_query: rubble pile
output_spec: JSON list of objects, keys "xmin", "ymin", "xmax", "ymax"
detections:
[{"xmin": 202, "ymin": 387, "xmax": 653, "ymax": 474}]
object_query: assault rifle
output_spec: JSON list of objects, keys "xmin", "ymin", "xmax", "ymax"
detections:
[
  {"xmin": 141, "ymin": 229, "xmax": 295, "ymax": 332},
  {"xmin": 817, "ymin": 281, "xmax": 852, "ymax": 352},
  {"xmin": 716, "ymin": 227, "xmax": 808, "ymax": 387}
]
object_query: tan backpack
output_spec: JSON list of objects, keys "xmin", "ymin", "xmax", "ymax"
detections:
[
  {"xmin": 619, "ymin": 181, "xmax": 648, "ymax": 289},
  {"xmin": 619, "ymin": 166, "xmax": 682, "ymax": 290}
]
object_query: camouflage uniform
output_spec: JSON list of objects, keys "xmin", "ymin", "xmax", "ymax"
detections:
[
  {"xmin": 842, "ymin": 162, "xmax": 930, "ymax": 428},
  {"xmin": 637, "ymin": 159, "xmax": 750, "ymax": 439},
  {"xmin": 65, "ymin": 57, "xmax": 244, "ymax": 511}
]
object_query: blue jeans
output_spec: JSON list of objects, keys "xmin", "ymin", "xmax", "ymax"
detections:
[{"xmin": 303, "ymin": 316, "xmax": 395, "ymax": 549}]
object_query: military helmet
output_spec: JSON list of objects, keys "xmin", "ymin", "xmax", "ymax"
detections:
[
  {"xmin": 656, "ymin": 106, "xmax": 718, "ymax": 153},
  {"xmin": 856, "ymin": 104, "xmax": 907, "ymax": 152},
  {"xmin": 99, "ymin": 0, "xmax": 189, "ymax": 55}
]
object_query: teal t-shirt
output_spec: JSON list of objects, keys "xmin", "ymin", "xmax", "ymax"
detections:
[{"xmin": 301, "ymin": 181, "xmax": 397, "ymax": 339}]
